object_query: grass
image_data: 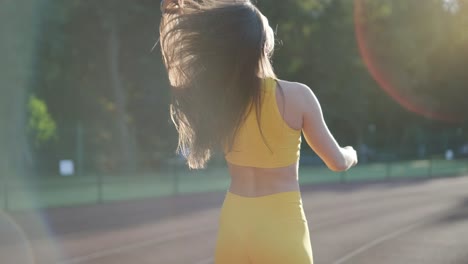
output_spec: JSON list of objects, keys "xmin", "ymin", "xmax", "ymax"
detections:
[{"xmin": 1, "ymin": 159, "xmax": 467, "ymax": 210}]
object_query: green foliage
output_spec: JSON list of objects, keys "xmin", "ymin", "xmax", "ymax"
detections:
[
  {"xmin": 29, "ymin": 0, "xmax": 467, "ymax": 172},
  {"xmin": 28, "ymin": 95, "xmax": 57, "ymax": 147}
]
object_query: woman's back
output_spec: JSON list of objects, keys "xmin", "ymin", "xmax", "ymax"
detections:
[
  {"xmin": 227, "ymin": 79, "xmax": 357, "ymax": 197},
  {"xmin": 226, "ymin": 78, "xmax": 303, "ymax": 197},
  {"xmin": 225, "ymin": 78, "xmax": 302, "ymax": 168}
]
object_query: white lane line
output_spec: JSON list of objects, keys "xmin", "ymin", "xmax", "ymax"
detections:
[
  {"xmin": 332, "ymin": 222, "xmax": 423, "ymax": 264},
  {"xmin": 194, "ymin": 258, "xmax": 213, "ymax": 264},
  {"xmin": 58, "ymin": 227, "xmax": 215, "ymax": 264}
]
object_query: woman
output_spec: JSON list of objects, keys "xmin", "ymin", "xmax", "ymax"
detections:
[{"xmin": 159, "ymin": 0, "xmax": 358, "ymax": 263}]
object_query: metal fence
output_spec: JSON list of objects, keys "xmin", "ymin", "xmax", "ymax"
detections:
[{"xmin": 1, "ymin": 156, "xmax": 467, "ymax": 211}]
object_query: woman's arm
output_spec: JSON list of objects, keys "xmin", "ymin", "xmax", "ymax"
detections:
[{"xmin": 296, "ymin": 83, "xmax": 357, "ymax": 171}]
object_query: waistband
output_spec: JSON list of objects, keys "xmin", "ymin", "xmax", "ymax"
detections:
[
  {"xmin": 225, "ymin": 191, "xmax": 302, "ymax": 204},
  {"xmin": 222, "ymin": 191, "xmax": 305, "ymax": 221}
]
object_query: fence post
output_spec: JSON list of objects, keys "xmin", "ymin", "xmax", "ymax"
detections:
[
  {"xmin": 464, "ymin": 158, "xmax": 468, "ymax": 174},
  {"xmin": 173, "ymin": 159, "xmax": 179, "ymax": 195},
  {"xmin": 340, "ymin": 171, "xmax": 346, "ymax": 183},
  {"xmin": 428, "ymin": 156, "xmax": 433, "ymax": 177},
  {"xmin": 97, "ymin": 173, "xmax": 103, "ymax": 203},
  {"xmin": 76, "ymin": 121, "xmax": 84, "ymax": 176},
  {"xmin": 2, "ymin": 174, "xmax": 8, "ymax": 210},
  {"xmin": 386, "ymin": 160, "xmax": 392, "ymax": 180}
]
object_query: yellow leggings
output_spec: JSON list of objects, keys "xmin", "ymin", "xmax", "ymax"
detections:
[{"xmin": 215, "ymin": 191, "xmax": 313, "ymax": 264}]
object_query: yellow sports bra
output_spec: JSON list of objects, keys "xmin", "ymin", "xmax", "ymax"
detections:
[{"xmin": 224, "ymin": 78, "xmax": 302, "ymax": 168}]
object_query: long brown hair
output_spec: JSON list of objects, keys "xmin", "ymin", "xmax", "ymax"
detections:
[{"xmin": 160, "ymin": 0, "xmax": 276, "ymax": 169}]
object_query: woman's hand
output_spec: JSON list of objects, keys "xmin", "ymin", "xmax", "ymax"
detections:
[{"xmin": 343, "ymin": 146, "xmax": 358, "ymax": 168}]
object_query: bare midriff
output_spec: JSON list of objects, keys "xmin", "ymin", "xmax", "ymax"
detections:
[{"xmin": 227, "ymin": 162, "xmax": 300, "ymax": 197}]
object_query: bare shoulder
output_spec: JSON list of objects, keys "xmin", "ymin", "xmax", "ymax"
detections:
[
  {"xmin": 276, "ymin": 79, "xmax": 316, "ymax": 107},
  {"xmin": 277, "ymin": 79, "xmax": 310, "ymax": 91}
]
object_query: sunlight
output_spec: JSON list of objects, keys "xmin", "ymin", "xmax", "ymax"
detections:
[
  {"xmin": 354, "ymin": 0, "xmax": 468, "ymax": 122},
  {"xmin": 443, "ymin": 0, "xmax": 460, "ymax": 14}
]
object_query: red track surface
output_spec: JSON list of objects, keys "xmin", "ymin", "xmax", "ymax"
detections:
[{"xmin": 3, "ymin": 176, "xmax": 468, "ymax": 264}]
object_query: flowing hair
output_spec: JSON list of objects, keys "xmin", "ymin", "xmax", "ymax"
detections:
[{"xmin": 160, "ymin": 0, "xmax": 276, "ymax": 169}]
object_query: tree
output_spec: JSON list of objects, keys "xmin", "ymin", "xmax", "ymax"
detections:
[
  {"xmin": 30, "ymin": 0, "xmax": 467, "ymax": 171},
  {"xmin": 0, "ymin": 0, "xmax": 43, "ymax": 181},
  {"xmin": 35, "ymin": 0, "xmax": 173, "ymax": 173}
]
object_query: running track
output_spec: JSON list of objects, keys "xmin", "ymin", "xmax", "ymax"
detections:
[{"xmin": 2, "ymin": 175, "xmax": 468, "ymax": 264}]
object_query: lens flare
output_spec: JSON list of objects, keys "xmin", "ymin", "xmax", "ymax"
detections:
[
  {"xmin": 0, "ymin": 210, "xmax": 35, "ymax": 264},
  {"xmin": 1, "ymin": 177, "xmax": 67, "ymax": 263},
  {"xmin": 354, "ymin": 0, "xmax": 466, "ymax": 123}
]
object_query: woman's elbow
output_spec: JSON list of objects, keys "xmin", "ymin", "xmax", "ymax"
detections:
[
  {"xmin": 328, "ymin": 163, "xmax": 348, "ymax": 172},
  {"xmin": 327, "ymin": 158, "xmax": 349, "ymax": 172}
]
